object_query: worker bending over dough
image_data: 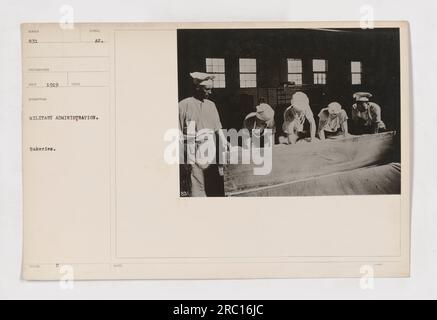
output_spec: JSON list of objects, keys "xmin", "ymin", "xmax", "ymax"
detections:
[
  {"xmin": 243, "ymin": 101, "xmax": 275, "ymax": 148},
  {"xmin": 282, "ymin": 92, "xmax": 317, "ymax": 144},
  {"xmin": 244, "ymin": 102, "xmax": 275, "ymax": 134},
  {"xmin": 351, "ymin": 92, "xmax": 386, "ymax": 134}
]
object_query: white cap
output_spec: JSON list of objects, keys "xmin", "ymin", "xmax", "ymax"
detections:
[
  {"xmin": 353, "ymin": 92, "xmax": 372, "ymax": 102},
  {"xmin": 327, "ymin": 102, "xmax": 342, "ymax": 114}
]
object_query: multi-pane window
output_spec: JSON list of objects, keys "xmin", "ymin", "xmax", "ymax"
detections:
[
  {"xmin": 287, "ymin": 59, "xmax": 303, "ymax": 85},
  {"xmin": 351, "ymin": 61, "xmax": 363, "ymax": 85},
  {"xmin": 313, "ymin": 59, "xmax": 327, "ymax": 85},
  {"xmin": 206, "ymin": 58, "xmax": 226, "ymax": 88},
  {"xmin": 239, "ymin": 58, "xmax": 257, "ymax": 88}
]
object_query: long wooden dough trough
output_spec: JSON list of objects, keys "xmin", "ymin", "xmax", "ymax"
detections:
[{"xmin": 223, "ymin": 131, "xmax": 400, "ymax": 197}]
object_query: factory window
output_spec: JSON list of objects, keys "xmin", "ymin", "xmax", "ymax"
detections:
[
  {"xmin": 239, "ymin": 58, "xmax": 257, "ymax": 88},
  {"xmin": 206, "ymin": 58, "xmax": 226, "ymax": 88},
  {"xmin": 313, "ymin": 59, "xmax": 327, "ymax": 85},
  {"xmin": 287, "ymin": 59, "xmax": 303, "ymax": 85},
  {"xmin": 351, "ymin": 61, "xmax": 363, "ymax": 85}
]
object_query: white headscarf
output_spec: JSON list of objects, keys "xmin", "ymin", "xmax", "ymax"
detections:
[{"xmin": 291, "ymin": 92, "xmax": 310, "ymax": 113}]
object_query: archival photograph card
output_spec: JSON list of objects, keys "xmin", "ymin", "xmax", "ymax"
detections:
[{"xmin": 21, "ymin": 21, "xmax": 411, "ymax": 280}]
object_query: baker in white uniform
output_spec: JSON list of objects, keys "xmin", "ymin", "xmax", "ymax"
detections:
[
  {"xmin": 351, "ymin": 92, "xmax": 386, "ymax": 134},
  {"xmin": 317, "ymin": 102, "xmax": 349, "ymax": 140},
  {"xmin": 282, "ymin": 92, "xmax": 317, "ymax": 144},
  {"xmin": 179, "ymin": 72, "xmax": 228, "ymax": 197}
]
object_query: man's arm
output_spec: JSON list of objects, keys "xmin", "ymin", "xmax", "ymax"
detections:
[
  {"xmin": 217, "ymin": 129, "xmax": 230, "ymax": 151},
  {"xmin": 319, "ymin": 128, "xmax": 326, "ymax": 141},
  {"xmin": 341, "ymin": 121, "xmax": 349, "ymax": 137},
  {"xmin": 317, "ymin": 109, "xmax": 329, "ymax": 140},
  {"xmin": 307, "ymin": 115, "xmax": 317, "ymax": 140},
  {"xmin": 351, "ymin": 104, "xmax": 359, "ymax": 122},
  {"xmin": 340, "ymin": 110, "xmax": 349, "ymax": 137}
]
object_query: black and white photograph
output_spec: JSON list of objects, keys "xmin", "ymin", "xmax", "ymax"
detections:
[
  {"xmin": 4, "ymin": 0, "xmax": 437, "ymax": 301},
  {"xmin": 178, "ymin": 28, "xmax": 401, "ymax": 197}
]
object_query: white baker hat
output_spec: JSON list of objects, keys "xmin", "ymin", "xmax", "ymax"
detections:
[{"xmin": 190, "ymin": 72, "xmax": 215, "ymax": 86}]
